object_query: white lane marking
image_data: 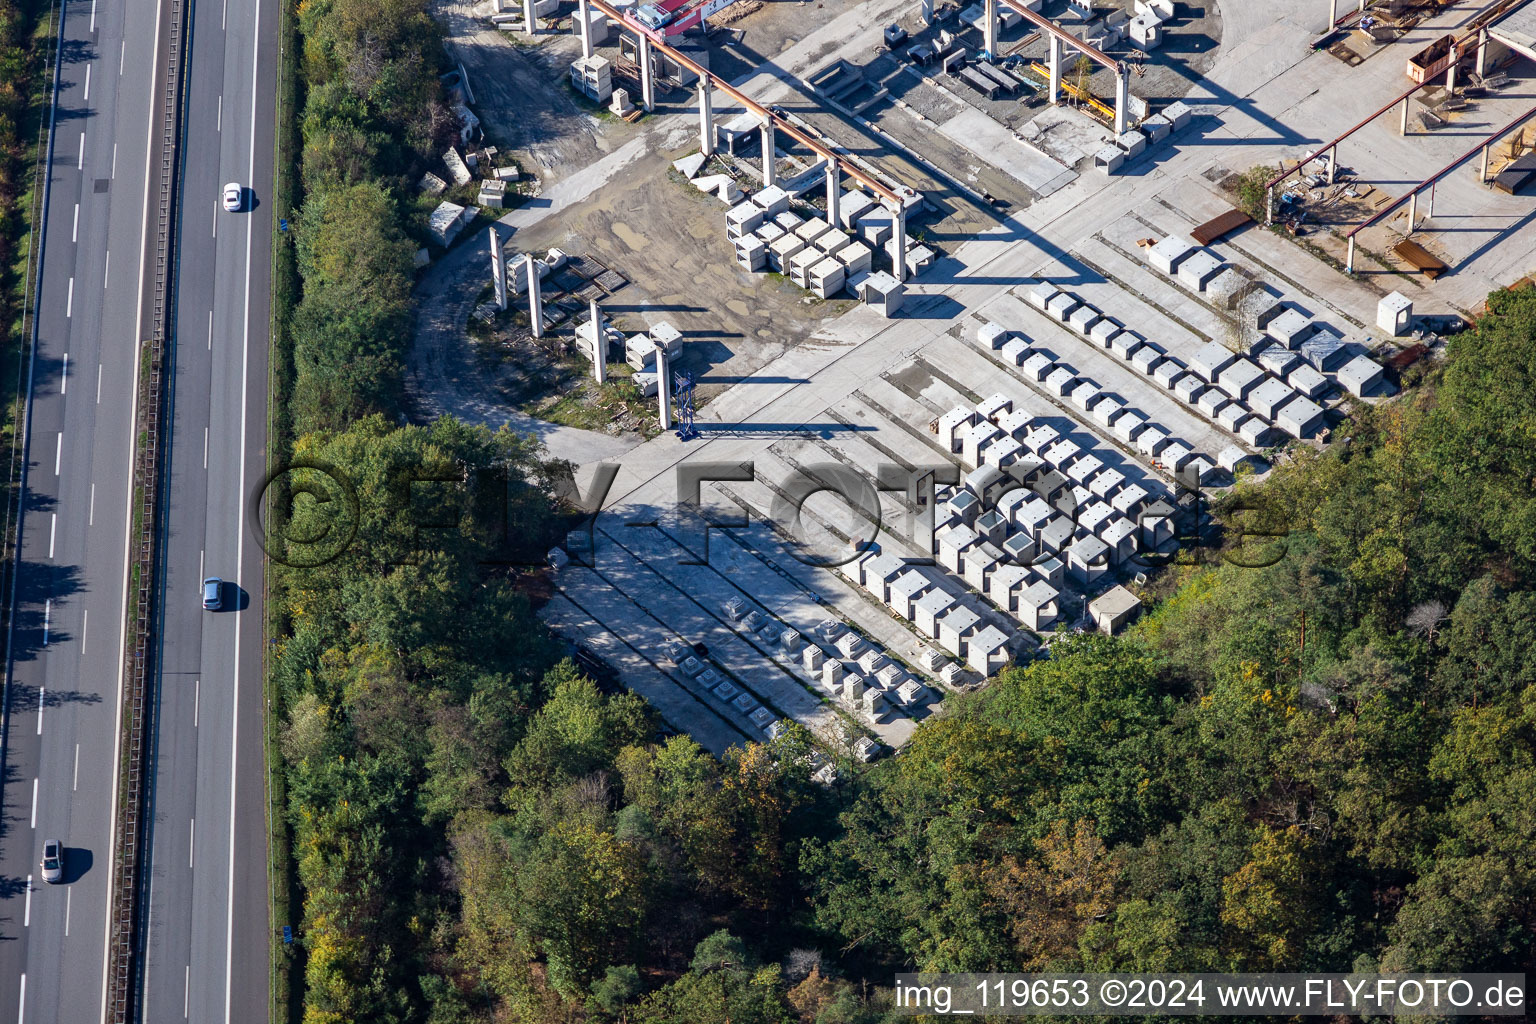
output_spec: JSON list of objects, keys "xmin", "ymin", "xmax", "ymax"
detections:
[
  {"xmin": 199, "ymin": 549, "xmax": 204, "ymax": 580},
  {"xmin": 41, "ymin": 602, "xmax": 49, "ymax": 648},
  {"xmin": 17, "ymin": 973, "xmax": 24, "ymax": 1024},
  {"xmin": 217, "ymin": 95, "xmax": 222, "ymax": 132},
  {"xmin": 111, "ymin": 142, "xmax": 117, "ymax": 177},
  {"xmin": 77, "ymin": 131, "xmax": 84, "ymax": 170},
  {"xmin": 96, "ymin": 363, "xmax": 102, "ymax": 403},
  {"xmin": 61, "ymin": 352, "xmax": 67, "ymax": 393},
  {"xmin": 189, "ymin": 818, "xmax": 195, "ymax": 867},
  {"xmin": 208, "ymin": 310, "xmax": 213, "ymax": 349},
  {"xmin": 72, "ymin": 203, "xmax": 78, "ymax": 242},
  {"xmin": 81, "ymin": 608, "xmax": 87, "ymax": 652},
  {"xmin": 23, "ymin": 876, "xmax": 31, "ymax": 926},
  {"xmin": 48, "ymin": 513, "xmax": 55, "ymax": 559},
  {"xmin": 89, "ymin": 483, "xmax": 95, "ymax": 524},
  {"xmin": 203, "ymin": 427, "xmax": 208, "ymax": 469},
  {"xmin": 65, "ymin": 888, "xmax": 72, "ymax": 934},
  {"xmin": 103, "ymin": 250, "xmax": 109, "ymax": 289},
  {"xmin": 83, "ymin": 62, "xmax": 90, "ymax": 101},
  {"xmin": 73, "ymin": 743, "xmax": 79, "ymax": 790},
  {"xmin": 65, "ymin": 276, "xmax": 73, "ymax": 317},
  {"xmin": 184, "ymin": 966, "xmax": 190, "ymax": 1018},
  {"xmin": 223, "ymin": 0, "xmax": 227, "ymax": 28},
  {"xmin": 229, "ymin": 5, "xmax": 264, "ymax": 1014},
  {"xmin": 36, "ymin": 684, "xmax": 43, "ymax": 730},
  {"xmin": 30, "ymin": 779, "xmax": 37, "ymax": 827},
  {"xmin": 194, "ymin": 679, "xmax": 199, "ymax": 728},
  {"xmin": 55, "ymin": 434, "xmax": 61, "ymax": 475},
  {"xmin": 120, "ymin": 39, "xmax": 124, "ymax": 71},
  {"xmin": 212, "ymin": 205, "xmax": 217, "ymax": 238},
  {"xmin": 91, "ymin": 0, "xmax": 97, "ymax": 30}
]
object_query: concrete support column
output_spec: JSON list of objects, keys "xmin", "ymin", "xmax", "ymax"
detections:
[
  {"xmin": 761, "ymin": 119, "xmax": 776, "ymax": 186},
  {"xmin": 578, "ymin": 0, "xmax": 593, "ymax": 57},
  {"xmin": 1427, "ymin": 182, "xmax": 1435, "ymax": 219},
  {"xmin": 921, "ymin": 0, "xmax": 934, "ymax": 24},
  {"xmin": 524, "ymin": 0, "xmax": 537, "ymax": 33},
  {"xmin": 490, "ymin": 226, "xmax": 508, "ymax": 310},
  {"xmin": 1048, "ymin": 35, "xmax": 1062, "ymax": 106},
  {"xmin": 527, "ymin": 257, "xmax": 544, "ymax": 338},
  {"xmin": 983, "ymin": 0, "xmax": 998, "ymax": 57},
  {"xmin": 1346, "ymin": 235, "xmax": 1356, "ymax": 274},
  {"xmin": 1446, "ymin": 44, "xmax": 1458, "ymax": 93},
  {"xmin": 1407, "ymin": 190, "xmax": 1417, "ymax": 235},
  {"xmin": 1265, "ymin": 184, "xmax": 1275, "ymax": 225},
  {"xmin": 1323, "ymin": 0, "xmax": 1333, "ymax": 32},
  {"xmin": 656, "ymin": 346, "xmax": 672, "ymax": 432},
  {"xmin": 825, "ymin": 163, "xmax": 841, "ymax": 229},
  {"xmin": 698, "ymin": 79, "xmax": 715, "ymax": 157},
  {"xmin": 1114, "ymin": 70, "xmax": 1128, "ymax": 136},
  {"xmin": 1327, "ymin": 145, "xmax": 1337, "ymax": 184},
  {"xmin": 1477, "ymin": 28, "xmax": 1489, "ymax": 77},
  {"xmin": 638, "ymin": 35, "xmax": 655, "ymax": 112},
  {"xmin": 589, "ymin": 300, "xmax": 607, "ymax": 383},
  {"xmin": 888, "ymin": 202, "xmax": 908, "ymax": 282},
  {"xmin": 1481, "ymin": 143, "xmax": 1491, "ymax": 182},
  {"xmin": 1400, "ymin": 96, "xmax": 1409, "ymax": 135}
]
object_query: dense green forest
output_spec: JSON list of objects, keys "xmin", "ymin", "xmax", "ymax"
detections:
[{"xmin": 274, "ymin": 1, "xmax": 1536, "ymax": 1021}]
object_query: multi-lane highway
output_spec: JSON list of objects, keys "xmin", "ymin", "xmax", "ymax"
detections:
[
  {"xmin": 140, "ymin": 0, "xmax": 277, "ymax": 1017},
  {"xmin": 0, "ymin": 0, "xmax": 277, "ymax": 1019},
  {"xmin": 0, "ymin": 0, "xmax": 159, "ymax": 1018}
]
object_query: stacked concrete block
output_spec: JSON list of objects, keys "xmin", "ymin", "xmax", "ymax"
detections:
[
  {"xmin": 774, "ymin": 211, "xmax": 802, "ymax": 233},
  {"xmin": 1116, "ymin": 130, "xmax": 1148, "ymax": 158},
  {"xmin": 752, "ymin": 185, "xmax": 791, "ymax": 217},
  {"xmin": 1111, "ymin": 332, "xmax": 1145, "ymax": 360},
  {"xmin": 1027, "ymin": 281, "xmax": 1059, "ymax": 311},
  {"xmin": 965, "ymin": 464, "xmax": 1009, "ymax": 506},
  {"xmin": 1378, "ymin": 292, "xmax": 1413, "ymax": 336},
  {"xmin": 1094, "ymin": 145, "xmax": 1125, "ymax": 176},
  {"xmin": 1337, "ymin": 354, "xmax": 1385, "ymax": 397},
  {"xmin": 981, "ymin": 435, "xmax": 1024, "ymax": 471},
  {"xmin": 975, "ymin": 508, "xmax": 1008, "ymax": 547},
  {"xmin": 936, "ymin": 604, "xmax": 982, "ymax": 657},
  {"xmin": 836, "ymin": 240, "xmax": 872, "ymax": 277},
  {"xmin": 815, "ymin": 228, "xmax": 853, "ymax": 258},
  {"xmin": 937, "ymin": 523, "xmax": 982, "ymax": 574},
  {"xmin": 963, "ymin": 542, "xmax": 1004, "ymax": 592},
  {"xmin": 1197, "ymin": 389, "xmax": 1230, "ymax": 419},
  {"xmin": 1275, "ymin": 395, "xmax": 1326, "ymax": 439},
  {"xmin": 569, "ymin": 54, "xmax": 614, "ymax": 103},
  {"xmin": 967, "ymin": 625, "xmax": 1011, "ymax": 676},
  {"xmin": 913, "ymin": 588, "xmax": 957, "ymax": 638},
  {"xmin": 1089, "ymin": 467, "xmax": 1126, "ymax": 500},
  {"xmin": 1016, "ymin": 580, "xmax": 1059, "ymax": 631},
  {"xmin": 1173, "ymin": 375, "xmax": 1204, "ymax": 405},
  {"xmin": 1247, "ymin": 376, "xmax": 1296, "ymax": 422},
  {"xmin": 754, "ymin": 222, "xmax": 786, "ymax": 247},
  {"xmin": 1130, "ymin": 344, "xmax": 1165, "ymax": 375},
  {"xmin": 1067, "ymin": 304, "xmax": 1102, "ymax": 335},
  {"xmin": 1045, "ymin": 292, "xmax": 1080, "ymax": 322},
  {"xmin": 1217, "ymin": 403, "xmax": 1248, "ymax": 432},
  {"xmin": 987, "ymin": 564, "xmax": 1031, "ymax": 611},
  {"xmin": 938, "ymin": 407, "xmax": 979, "ymax": 452},
  {"xmin": 838, "ymin": 190, "xmax": 875, "ymax": 230},
  {"xmin": 857, "ymin": 648, "xmax": 889, "ymax": 676},
  {"xmin": 1002, "ymin": 533, "xmax": 1036, "ymax": 567},
  {"xmin": 978, "ymin": 321, "xmax": 1009, "ymax": 351},
  {"xmin": 976, "ymin": 393, "xmax": 1012, "ymax": 420},
  {"xmin": 1092, "ymin": 396, "xmax": 1126, "ymax": 428},
  {"xmin": 855, "ymin": 207, "xmax": 893, "ymax": 247},
  {"xmin": 1045, "ymin": 367, "xmax": 1078, "ymax": 397},
  {"xmin": 1147, "ymin": 235, "xmax": 1195, "ymax": 275},
  {"xmin": 1038, "ymin": 516, "xmax": 1075, "ymax": 555},
  {"xmin": 1161, "ymin": 100, "xmax": 1192, "ymax": 130},
  {"xmin": 1217, "ymin": 358, "xmax": 1265, "ymax": 401},
  {"xmin": 858, "ymin": 549, "xmax": 907, "ymax": 601},
  {"xmin": 961, "ymin": 422, "xmax": 1003, "ymax": 468},
  {"xmin": 1113, "ymin": 410, "xmax": 1148, "ymax": 443},
  {"xmin": 1177, "ymin": 250, "xmax": 1224, "ymax": 291},
  {"xmin": 1238, "ymin": 416, "xmax": 1274, "ymax": 448},
  {"xmin": 859, "ymin": 271, "xmax": 904, "ymax": 317},
  {"xmin": 788, "ymin": 246, "xmax": 822, "ymax": 288},
  {"xmin": 1089, "ymin": 319, "xmax": 1122, "ymax": 349},
  {"xmin": 1000, "ymin": 336, "xmax": 1032, "ymax": 366},
  {"xmin": 1014, "ymin": 355, "xmax": 1056, "ymax": 389},
  {"xmin": 889, "ymin": 570, "xmax": 931, "ymax": 620},
  {"xmin": 1288, "ymin": 363, "xmax": 1330, "ymax": 399},
  {"xmin": 1265, "ymin": 308, "xmax": 1313, "ymax": 348},
  {"xmin": 1257, "ymin": 345, "xmax": 1300, "ymax": 377},
  {"xmin": 948, "ymin": 490, "xmax": 981, "ymax": 525},
  {"xmin": 768, "ymin": 233, "xmax": 805, "ymax": 273},
  {"xmin": 1077, "ymin": 500, "xmax": 1115, "ymax": 538},
  {"xmin": 1136, "ymin": 426, "xmax": 1171, "ymax": 457},
  {"xmin": 1070, "ymin": 381, "xmax": 1103, "ymax": 413},
  {"xmin": 1160, "ymin": 442, "xmax": 1195, "ymax": 472},
  {"xmin": 1191, "ymin": 340, "xmax": 1237, "ymax": 382},
  {"xmin": 810, "ymin": 258, "xmax": 845, "ymax": 299},
  {"xmin": 735, "ymin": 233, "xmax": 767, "ymax": 271},
  {"xmin": 1152, "ymin": 359, "xmax": 1186, "ymax": 390},
  {"xmin": 1300, "ymin": 332, "xmax": 1349, "ymax": 372},
  {"xmin": 1069, "ymin": 535, "xmax": 1112, "ymax": 583},
  {"xmin": 1111, "ymin": 483, "xmax": 1149, "ymax": 517}
]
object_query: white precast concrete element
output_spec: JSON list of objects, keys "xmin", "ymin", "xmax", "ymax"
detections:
[
  {"xmin": 587, "ymin": 299, "xmax": 607, "ymax": 382},
  {"xmin": 761, "ymin": 118, "xmax": 777, "ymax": 185},
  {"xmin": 698, "ymin": 78, "xmax": 715, "ymax": 156},
  {"xmin": 527, "ymin": 254, "xmax": 544, "ymax": 338},
  {"xmin": 889, "ymin": 570, "xmax": 931, "ymax": 620},
  {"xmin": 638, "ymin": 34, "xmax": 655, "ymax": 111},
  {"xmin": 1191, "ymin": 340, "xmax": 1236, "ymax": 382},
  {"xmin": 889, "ymin": 203, "xmax": 908, "ymax": 281},
  {"xmin": 1378, "ymin": 292, "xmax": 1413, "ymax": 336},
  {"xmin": 968, "ymin": 624, "xmax": 1011, "ymax": 676},
  {"xmin": 1177, "ymin": 249, "xmax": 1224, "ymax": 290},
  {"xmin": 1216, "ymin": 357, "xmax": 1265, "ymax": 401},
  {"xmin": 825, "ymin": 163, "xmax": 840, "ymax": 228},
  {"xmin": 1257, "ymin": 345, "xmax": 1299, "ymax": 377},
  {"xmin": 1337, "ymin": 354, "xmax": 1386, "ymax": 397},
  {"xmin": 1275, "ymin": 394, "xmax": 1326, "ymax": 439},
  {"xmin": 1299, "ymin": 332, "xmax": 1349, "ymax": 372},
  {"xmin": 1247, "ymin": 376, "xmax": 1295, "ymax": 422},
  {"xmin": 978, "ymin": 321, "xmax": 1009, "ymax": 350},
  {"xmin": 1288, "ymin": 363, "xmax": 1330, "ymax": 399},
  {"xmin": 656, "ymin": 343, "xmax": 671, "ymax": 431},
  {"xmin": 1016, "ymin": 579, "xmax": 1059, "ymax": 631},
  {"xmin": 489, "ymin": 227, "xmax": 508, "ymax": 310},
  {"xmin": 1266, "ymin": 308, "xmax": 1313, "ymax": 348},
  {"xmin": 1146, "ymin": 235, "xmax": 1194, "ymax": 274}
]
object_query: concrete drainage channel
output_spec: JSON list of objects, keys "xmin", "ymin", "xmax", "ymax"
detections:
[{"xmin": 108, "ymin": 0, "xmax": 189, "ymax": 1018}]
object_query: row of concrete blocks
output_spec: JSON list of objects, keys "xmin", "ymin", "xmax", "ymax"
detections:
[
  {"xmin": 719, "ymin": 597, "xmax": 929, "ymax": 724},
  {"xmin": 666, "ymin": 634, "xmax": 781, "ymax": 737},
  {"xmin": 977, "ymin": 309, "xmax": 1222, "ymax": 483},
  {"xmin": 852, "ymin": 551, "xmax": 1017, "ymax": 676},
  {"xmin": 1095, "ymin": 100, "xmax": 1192, "ymax": 175},
  {"xmin": 1149, "ymin": 234, "xmax": 1388, "ymax": 400}
]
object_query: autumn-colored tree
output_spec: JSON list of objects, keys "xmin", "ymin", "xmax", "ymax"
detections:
[{"xmin": 982, "ymin": 820, "xmax": 1120, "ymax": 968}]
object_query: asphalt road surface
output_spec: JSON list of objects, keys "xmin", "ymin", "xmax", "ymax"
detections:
[
  {"xmin": 139, "ymin": 0, "xmax": 277, "ymax": 1018},
  {"xmin": 0, "ymin": 0, "xmax": 162, "ymax": 1019}
]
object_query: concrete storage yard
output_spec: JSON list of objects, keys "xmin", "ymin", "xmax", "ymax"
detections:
[{"xmin": 414, "ymin": 0, "xmax": 1536, "ymax": 755}]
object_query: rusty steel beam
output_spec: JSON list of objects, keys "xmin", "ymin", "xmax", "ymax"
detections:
[
  {"xmin": 592, "ymin": 0, "xmax": 906, "ymax": 206},
  {"xmin": 997, "ymin": 0, "xmax": 1122, "ymax": 71}
]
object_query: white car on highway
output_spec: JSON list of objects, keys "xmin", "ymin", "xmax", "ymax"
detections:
[
  {"xmin": 222, "ymin": 182, "xmax": 243, "ymax": 212},
  {"xmin": 40, "ymin": 839, "xmax": 63, "ymax": 884}
]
